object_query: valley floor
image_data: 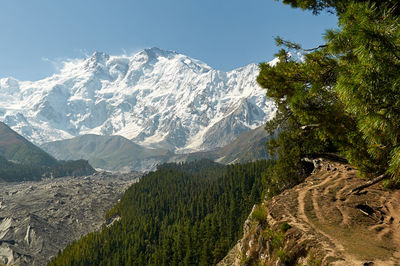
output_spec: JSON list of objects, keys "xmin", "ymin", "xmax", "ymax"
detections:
[{"xmin": 0, "ymin": 172, "xmax": 139, "ymax": 266}]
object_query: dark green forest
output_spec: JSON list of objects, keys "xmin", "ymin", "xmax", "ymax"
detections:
[
  {"xmin": 0, "ymin": 155, "xmax": 95, "ymax": 182},
  {"xmin": 48, "ymin": 160, "xmax": 269, "ymax": 266}
]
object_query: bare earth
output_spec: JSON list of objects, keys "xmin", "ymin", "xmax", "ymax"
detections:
[
  {"xmin": 0, "ymin": 172, "xmax": 139, "ymax": 266},
  {"xmin": 221, "ymin": 159, "xmax": 400, "ymax": 265}
]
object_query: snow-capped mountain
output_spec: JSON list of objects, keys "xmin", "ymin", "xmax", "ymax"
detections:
[{"xmin": 0, "ymin": 48, "xmax": 275, "ymax": 152}]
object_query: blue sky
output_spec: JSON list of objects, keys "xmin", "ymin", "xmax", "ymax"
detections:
[{"xmin": 0, "ymin": 0, "xmax": 337, "ymax": 81}]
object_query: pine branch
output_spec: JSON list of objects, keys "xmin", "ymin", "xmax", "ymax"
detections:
[
  {"xmin": 300, "ymin": 124, "xmax": 321, "ymax": 130},
  {"xmin": 276, "ymin": 37, "xmax": 327, "ymax": 52},
  {"xmin": 302, "ymin": 45, "xmax": 328, "ymax": 51}
]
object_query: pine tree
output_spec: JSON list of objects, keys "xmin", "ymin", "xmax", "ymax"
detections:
[
  {"xmin": 327, "ymin": 2, "xmax": 400, "ymax": 181},
  {"xmin": 260, "ymin": 1, "xmax": 400, "ymax": 185},
  {"xmin": 277, "ymin": 0, "xmax": 400, "ymax": 15}
]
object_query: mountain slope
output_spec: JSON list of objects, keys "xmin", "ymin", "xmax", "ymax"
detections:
[
  {"xmin": 169, "ymin": 125, "xmax": 270, "ymax": 165},
  {"xmin": 213, "ymin": 125, "xmax": 270, "ymax": 164},
  {"xmin": 0, "ymin": 122, "xmax": 95, "ymax": 182},
  {"xmin": 41, "ymin": 126, "xmax": 270, "ymax": 171},
  {"xmin": 0, "ymin": 122, "xmax": 57, "ymax": 166},
  {"xmin": 41, "ymin": 134, "xmax": 171, "ymax": 171},
  {"xmin": 0, "ymin": 48, "xmax": 275, "ymax": 152}
]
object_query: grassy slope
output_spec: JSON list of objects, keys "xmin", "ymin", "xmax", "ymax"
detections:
[
  {"xmin": 0, "ymin": 122, "xmax": 58, "ymax": 166},
  {"xmin": 0, "ymin": 122, "xmax": 95, "ymax": 182}
]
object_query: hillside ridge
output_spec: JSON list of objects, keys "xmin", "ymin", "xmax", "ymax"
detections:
[
  {"xmin": 41, "ymin": 126, "xmax": 270, "ymax": 171},
  {"xmin": 220, "ymin": 159, "xmax": 400, "ymax": 265},
  {"xmin": 0, "ymin": 121, "xmax": 57, "ymax": 166},
  {"xmin": 0, "ymin": 121, "xmax": 95, "ymax": 182}
]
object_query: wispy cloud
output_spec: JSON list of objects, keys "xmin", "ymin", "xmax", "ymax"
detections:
[
  {"xmin": 41, "ymin": 57, "xmax": 64, "ymax": 72},
  {"xmin": 74, "ymin": 48, "xmax": 90, "ymax": 58},
  {"xmin": 41, "ymin": 56, "xmax": 84, "ymax": 74}
]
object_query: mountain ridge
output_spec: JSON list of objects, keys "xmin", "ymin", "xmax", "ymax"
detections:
[
  {"xmin": 41, "ymin": 126, "xmax": 270, "ymax": 171},
  {"xmin": 0, "ymin": 48, "xmax": 275, "ymax": 152},
  {"xmin": 41, "ymin": 134, "xmax": 171, "ymax": 171}
]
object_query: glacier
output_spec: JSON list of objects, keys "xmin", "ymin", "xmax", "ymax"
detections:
[{"xmin": 0, "ymin": 47, "xmax": 275, "ymax": 153}]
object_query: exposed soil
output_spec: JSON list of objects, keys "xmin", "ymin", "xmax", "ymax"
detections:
[{"xmin": 221, "ymin": 159, "xmax": 400, "ymax": 265}]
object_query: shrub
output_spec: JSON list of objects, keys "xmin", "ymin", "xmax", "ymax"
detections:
[
  {"xmin": 276, "ymin": 248, "xmax": 291, "ymax": 263},
  {"xmin": 251, "ymin": 205, "xmax": 267, "ymax": 224},
  {"xmin": 280, "ymin": 222, "xmax": 292, "ymax": 233}
]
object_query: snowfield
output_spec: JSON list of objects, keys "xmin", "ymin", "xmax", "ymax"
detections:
[{"xmin": 0, "ymin": 48, "xmax": 275, "ymax": 152}]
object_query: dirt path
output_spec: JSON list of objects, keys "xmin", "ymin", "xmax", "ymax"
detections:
[
  {"xmin": 267, "ymin": 159, "xmax": 400, "ymax": 265},
  {"xmin": 297, "ymin": 160, "xmax": 400, "ymax": 265},
  {"xmin": 296, "ymin": 167, "xmax": 366, "ymax": 265}
]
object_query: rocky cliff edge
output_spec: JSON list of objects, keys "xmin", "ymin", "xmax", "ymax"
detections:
[{"xmin": 219, "ymin": 158, "xmax": 400, "ymax": 265}]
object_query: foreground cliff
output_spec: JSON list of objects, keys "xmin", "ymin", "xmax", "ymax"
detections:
[{"xmin": 219, "ymin": 159, "xmax": 400, "ymax": 265}]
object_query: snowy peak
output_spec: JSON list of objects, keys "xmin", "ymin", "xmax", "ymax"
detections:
[
  {"xmin": 141, "ymin": 47, "xmax": 177, "ymax": 59},
  {"xmin": 0, "ymin": 77, "xmax": 20, "ymax": 96},
  {"xmin": 131, "ymin": 47, "xmax": 212, "ymax": 77},
  {"xmin": 0, "ymin": 48, "xmax": 275, "ymax": 152},
  {"xmin": 83, "ymin": 51, "xmax": 110, "ymax": 71},
  {"xmin": 91, "ymin": 51, "xmax": 110, "ymax": 62}
]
